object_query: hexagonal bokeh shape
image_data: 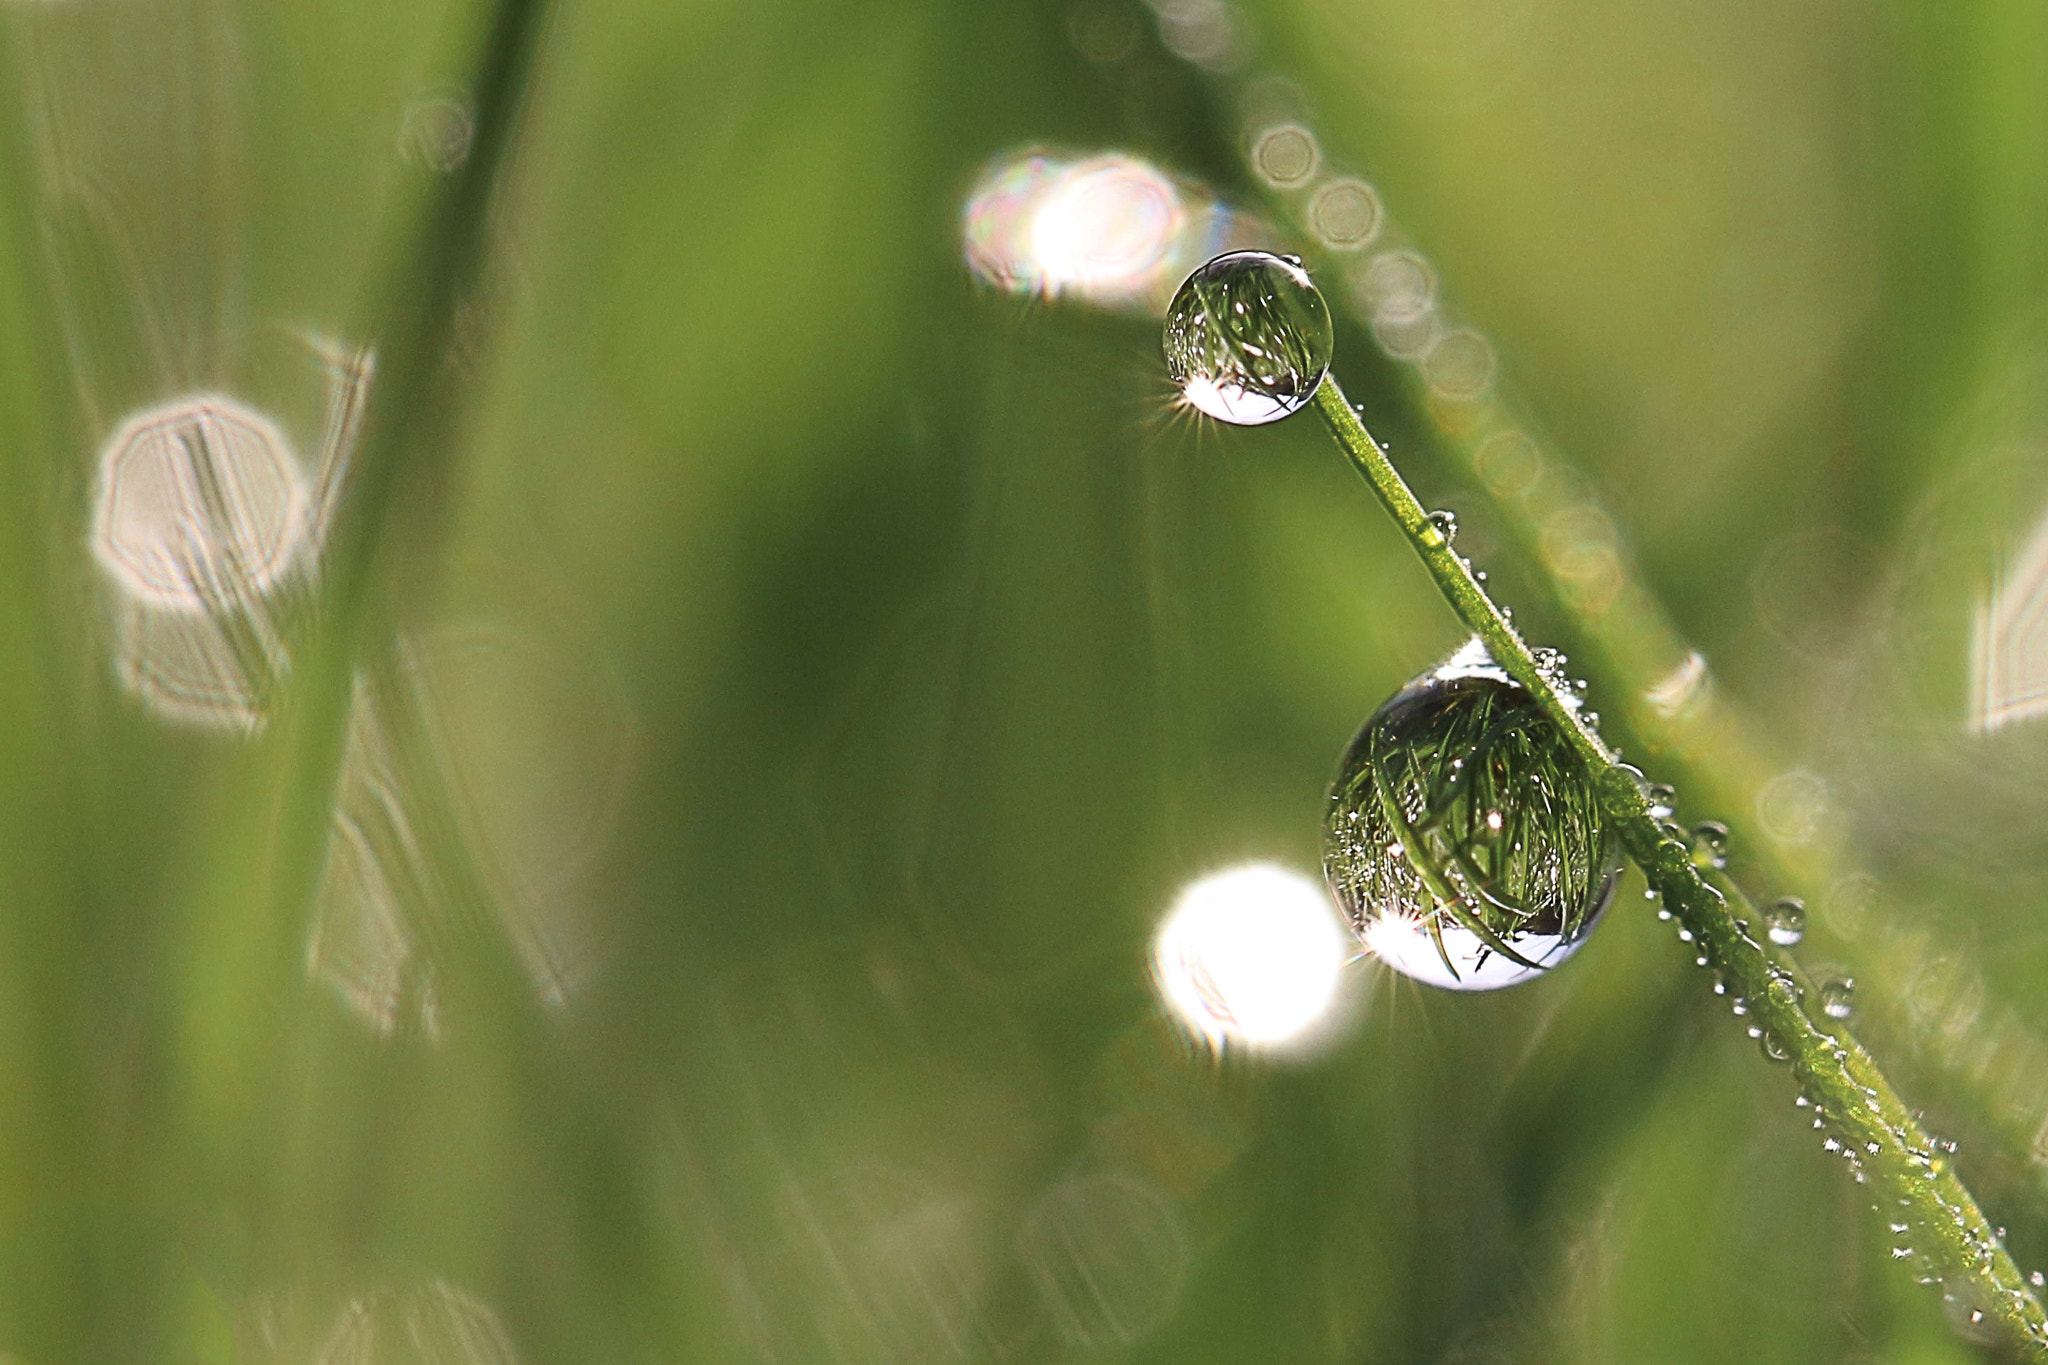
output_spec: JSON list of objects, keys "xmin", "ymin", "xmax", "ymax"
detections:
[{"xmin": 91, "ymin": 393, "xmax": 310, "ymax": 610}]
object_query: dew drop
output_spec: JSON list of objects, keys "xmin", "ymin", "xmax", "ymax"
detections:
[
  {"xmin": 1760, "ymin": 1032, "xmax": 1790, "ymax": 1063},
  {"xmin": 1818, "ymin": 973, "xmax": 1855, "ymax": 1021},
  {"xmin": 1426, "ymin": 509, "xmax": 1458, "ymax": 545},
  {"xmin": 1764, "ymin": 895, "xmax": 1807, "ymax": 946},
  {"xmin": 1691, "ymin": 820, "xmax": 1730, "ymax": 869},
  {"xmin": 1646, "ymin": 782, "xmax": 1677, "ymax": 820},
  {"xmin": 1764, "ymin": 967, "xmax": 1802, "ymax": 1007},
  {"xmin": 1164, "ymin": 252, "xmax": 1334, "ymax": 425},
  {"xmin": 1324, "ymin": 640, "xmax": 1617, "ymax": 991}
]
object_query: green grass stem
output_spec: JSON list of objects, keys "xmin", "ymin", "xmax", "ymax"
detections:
[{"xmin": 1311, "ymin": 375, "xmax": 2048, "ymax": 1356}]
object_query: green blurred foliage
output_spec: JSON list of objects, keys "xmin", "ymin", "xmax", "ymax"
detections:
[{"xmin": 0, "ymin": 0, "xmax": 2046, "ymax": 1361}]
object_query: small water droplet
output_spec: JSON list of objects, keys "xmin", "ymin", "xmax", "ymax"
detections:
[
  {"xmin": 1818, "ymin": 973, "xmax": 1855, "ymax": 1020},
  {"xmin": 1760, "ymin": 1032, "xmax": 1790, "ymax": 1063},
  {"xmin": 1646, "ymin": 783, "xmax": 1677, "ymax": 820},
  {"xmin": 1164, "ymin": 252, "xmax": 1334, "ymax": 425},
  {"xmin": 1676, "ymin": 927, "xmax": 1694, "ymax": 942},
  {"xmin": 1764, "ymin": 967, "xmax": 1801, "ymax": 1006},
  {"xmin": 2032, "ymin": 1271, "xmax": 2044, "ymax": 1289},
  {"xmin": 1691, "ymin": 821, "xmax": 1730, "ymax": 869},
  {"xmin": 1764, "ymin": 895, "xmax": 1806, "ymax": 946},
  {"xmin": 1426, "ymin": 509, "xmax": 1458, "ymax": 544}
]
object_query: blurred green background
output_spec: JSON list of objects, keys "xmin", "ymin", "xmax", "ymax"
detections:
[{"xmin": 1, "ymin": 0, "xmax": 2047, "ymax": 1360}]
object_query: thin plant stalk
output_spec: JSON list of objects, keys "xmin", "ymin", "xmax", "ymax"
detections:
[
  {"xmin": 176, "ymin": 0, "xmax": 554, "ymax": 1137},
  {"xmin": 1310, "ymin": 375, "xmax": 2048, "ymax": 1355}
]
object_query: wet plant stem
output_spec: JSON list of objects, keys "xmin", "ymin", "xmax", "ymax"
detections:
[{"xmin": 1310, "ymin": 375, "xmax": 2048, "ymax": 1354}]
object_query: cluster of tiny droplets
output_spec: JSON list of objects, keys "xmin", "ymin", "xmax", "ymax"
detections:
[
  {"xmin": 1627, "ymin": 789, "xmax": 2046, "ymax": 1342},
  {"xmin": 1782, "ymin": 1024, "xmax": 2048, "ymax": 1339}
]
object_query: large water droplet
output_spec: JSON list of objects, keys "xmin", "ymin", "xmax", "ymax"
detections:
[
  {"xmin": 1765, "ymin": 895, "xmax": 1806, "ymax": 946},
  {"xmin": 1163, "ymin": 251, "xmax": 1333, "ymax": 425},
  {"xmin": 1645, "ymin": 783, "xmax": 1677, "ymax": 820},
  {"xmin": 1818, "ymin": 972, "xmax": 1856, "ymax": 1020},
  {"xmin": 1323, "ymin": 640, "xmax": 1619, "ymax": 990}
]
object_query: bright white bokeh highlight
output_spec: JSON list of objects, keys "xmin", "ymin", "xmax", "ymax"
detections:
[
  {"xmin": 1152, "ymin": 863, "xmax": 1348, "ymax": 1050},
  {"xmin": 962, "ymin": 149, "xmax": 1272, "ymax": 315},
  {"xmin": 91, "ymin": 393, "xmax": 309, "ymax": 611},
  {"xmin": 1028, "ymin": 155, "xmax": 1184, "ymax": 304}
]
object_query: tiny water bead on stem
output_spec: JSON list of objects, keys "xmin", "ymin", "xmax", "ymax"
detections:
[{"xmin": 1160, "ymin": 250, "xmax": 2048, "ymax": 1354}]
